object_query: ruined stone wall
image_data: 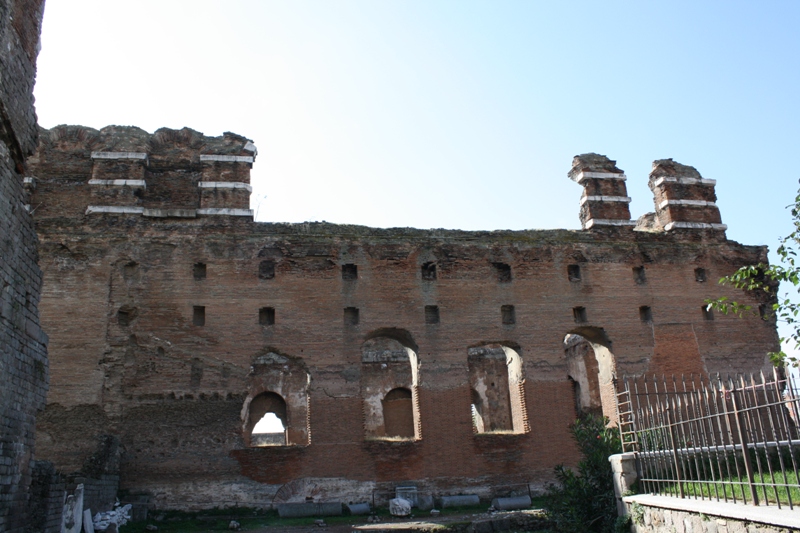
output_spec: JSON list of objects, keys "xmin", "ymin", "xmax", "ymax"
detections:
[
  {"xmin": 28, "ymin": 127, "xmax": 779, "ymax": 509},
  {"xmin": 0, "ymin": 0, "xmax": 48, "ymax": 530}
]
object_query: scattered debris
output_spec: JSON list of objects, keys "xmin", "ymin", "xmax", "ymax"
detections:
[
  {"xmin": 430, "ymin": 509, "xmax": 440, "ymax": 515},
  {"xmin": 145, "ymin": 525, "xmax": 158, "ymax": 531},
  {"xmin": 314, "ymin": 519, "xmax": 327, "ymax": 527},
  {"xmin": 93, "ymin": 503, "xmax": 132, "ymax": 532},
  {"xmin": 228, "ymin": 520, "xmax": 241, "ymax": 531}
]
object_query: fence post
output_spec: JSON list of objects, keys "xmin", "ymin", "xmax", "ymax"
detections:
[
  {"xmin": 665, "ymin": 405, "xmax": 684, "ymax": 498},
  {"xmin": 731, "ymin": 386, "xmax": 759, "ymax": 505}
]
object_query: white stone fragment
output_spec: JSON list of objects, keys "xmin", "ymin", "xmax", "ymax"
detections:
[
  {"xmin": 93, "ymin": 503, "xmax": 132, "ymax": 531},
  {"xmin": 83, "ymin": 509, "xmax": 95, "ymax": 533},
  {"xmin": 389, "ymin": 497, "xmax": 412, "ymax": 517},
  {"xmin": 61, "ymin": 484, "xmax": 84, "ymax": 533}
]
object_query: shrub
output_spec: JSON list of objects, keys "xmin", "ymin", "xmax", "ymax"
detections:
[{"xmin": 544, "ymin": 415, "xmax": 622, "ymax": 533}]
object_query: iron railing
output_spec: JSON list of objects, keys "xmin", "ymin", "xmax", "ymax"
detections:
[{"xmin": 617, "ymin": 369, "xmax": 800, "ymax": 508}]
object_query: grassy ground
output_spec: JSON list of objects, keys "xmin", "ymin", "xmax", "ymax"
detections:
[
  {"xmin": 663, "ymin": 470, "xmax": 800, "ymax": 505},
  {"xmin": 121, "ymin": 502, "xmax": 552, "ymax": 533}
]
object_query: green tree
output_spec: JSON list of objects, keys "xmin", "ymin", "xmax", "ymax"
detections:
[
  {"xmin": 708, "ymin": 189, "xmax": 800, "ymax": 366},
  {"xmin": 544, "ymin": 415, "xmax": 621, "ymax": 533}
]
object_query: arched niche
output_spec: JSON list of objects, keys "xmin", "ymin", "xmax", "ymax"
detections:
[
  {"xmin": 564, "ymin": 327, "xmax": 618, "ymax": 425},
  {"xmin": 361, "ymin": 331, "xmax": 421, "ymax": 441},
  {"xmin": 467, "ymin": 343, "xmax": 529, "ymax": 434},
  {"xmin": 241, "ymin": 350, "xmax": 310, "ymax": 447},
  {"xmin": 247, "ymin": 392, "xmax": 288, "ymax": 446}
]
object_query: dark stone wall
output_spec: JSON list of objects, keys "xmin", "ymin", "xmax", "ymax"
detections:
[{"xmin": 0, "ymin": 0, "xmax": 48, "ymax": 530}]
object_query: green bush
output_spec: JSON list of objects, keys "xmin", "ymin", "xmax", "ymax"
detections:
[{"xmin": 544, "ymin": 415, "xmax": 622, "ymax": 533}]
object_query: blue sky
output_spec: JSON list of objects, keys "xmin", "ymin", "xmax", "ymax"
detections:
[{"xmin": 34, "ymin": 1, "xmax": 800, "ymax": 355}]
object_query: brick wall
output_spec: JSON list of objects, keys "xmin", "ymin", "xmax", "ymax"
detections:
[
  {"xmin": 27, "ymin": 129, "xmax": 780, "ymax": 509},
  {"xmin": 0, "ymin": 0, "xmax": 48, "ymax": 530}
]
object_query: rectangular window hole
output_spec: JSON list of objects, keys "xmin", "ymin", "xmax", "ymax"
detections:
[
  {"xmin": 193, "ymin": 306, "xmax": 206, "ymax": 326},
  {"xmin": 573, "ymin": 306, "xmax": 587, "ymax": 324},
  {"xmin": 193, "ymin": 262, "xmax": 206, "ymax": 280},
  {"xmin": 695, "ymin": 268, "xmax": 707, "ymax": 282},
  {"xmin": 567, "ymin": 264, "xmax": 581, "ymax": 282},
  {"xmin": 702, "ymin": 305, "xmax": 714, "ymax": 321},
  {"xmin": 259, "ymin": 307, "xmax": 275, "ymax": 326},
  {"xmin": 425, "ymin": 305, "xmax": 440, "ymax": 324},
  {"xmin": 259, "ymin": 260, "xmax": 275, "ymax": 280},
  {"xmin": 501, "ymin": 305, "xmax": 516, "ymax": 325},
  {"xmin": 633, "ymin": 266, "xmax": 647, "ymax": 284},
  {"xmin": 421, "ymin": 262, "xmax": 437, "ymax": 281},
  {"xmin": 342, "ymin": 264, "xmax": 358, "ymax": 280},
  {"xmin": 639, "ymin": 306, "xmax": 652, "ymax": 322},
  {"xmin": 344, "ymin": 306, "xmax": 359, "ymax": 325},
  {"xmin": 492, "ymin": 262, "xmax": 512, "ymax": 283}
]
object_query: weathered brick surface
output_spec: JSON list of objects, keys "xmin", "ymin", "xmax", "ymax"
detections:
[
  {"xmin": 0, "ymin": 0, "xmax": 48, "ymax": 530},
  {"xmin": 27, "ymin": 128, "xmax": 780, "ymax": 510}
]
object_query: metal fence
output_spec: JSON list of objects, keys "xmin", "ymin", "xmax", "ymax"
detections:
[{"xmin": 616, "ymin": 369, "xmax": 800, "ymax": 508}]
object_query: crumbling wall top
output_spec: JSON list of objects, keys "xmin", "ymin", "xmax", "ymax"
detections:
[
  {"xmin": 568, "ymin": 153, "xmax": 624, "ymax": 181},
  {"xmin": 649, "ymin": 158, "xmax": 703, "ymax": 180}
]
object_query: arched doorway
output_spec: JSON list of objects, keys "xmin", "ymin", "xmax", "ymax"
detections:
[
  {"xmin": 246, "ymin": 391, "xmax": 288, "ymax": 446},
  {"xmin": 467, "ymin": 344, "xmax": 528, "ymax": 434},
  {"xmin": 361, "ymin": 329, "xmax": 421, "ymax": 441},
  {"xmin": 563, "ymin": 327, "xmax": 619, "ymax": 425}
]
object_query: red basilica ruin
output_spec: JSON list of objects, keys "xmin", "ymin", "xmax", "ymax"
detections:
[{"xmin": 25, "ymin": 125, "xmax": 778, "ymax": 512}]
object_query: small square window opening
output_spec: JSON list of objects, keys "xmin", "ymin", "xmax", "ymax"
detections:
[
  {"xmin": 501, "ymin": 305, "xmax": 516, "ymax": 325},
  {"xmin": 259, "ymin": 260, "xmax": 275, "ymax": 280},
  {"xmin": 259, "ymin": 307, "xmax": 275, "ymax": 326},
  {"xmin": 424, "ymin": 305, "xmax": 440, "ymax": 324},
  {"xmin": 695, "ymin": 268, "xmax": 707, "ymax": 283},
  {"xmin": 193, "ymin": 262, "xmax": 207, "ymax": 280},
  {"xmin": 633, "ymin": 266, "xmax": 647, "ymax": 284},
  {"xmin": 567, "ymin": 264, "xmax": 581, "ymax": 282},
  {"xmin": 193, "ymin": 306, "xmax": 206, "ymax": 326},
  {"xmin": 493, "ymin": 262, "xmax": 512, "ymax": 283},
  {"xmin": 342, "ymin": 264, "xmax": 358, "ymax": 280},
  {"xmin": 421, "ymin": 262, "xmax": 437, "ymax": 281},
  {"xmin": 573, "ymin": 306, "xmax": 587, "ymax": 324},
  {"xmin": 344, "ymin": 307, "xmax": 360, "ymax": 325}
]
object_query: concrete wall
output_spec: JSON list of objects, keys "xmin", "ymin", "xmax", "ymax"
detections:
[
  {"xmin": 28, "ymin": 129, "xmax": 780, "ymax": 509},
  {"xmin": 0, "ymin": 0, "xmax": 48, "ymax": 530}
]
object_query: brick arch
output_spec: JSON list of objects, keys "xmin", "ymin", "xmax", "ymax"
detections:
[
  {"xmin": 563, "ymin": 328, "xmax": 618, "ymax": 425},
  {"xmin": 467, "ymin": 343, "xmax": 529, "ymax": 434},
  {"xmin": 241, "ymin": 350, "xmax": 310, "ymax": 446},
  {"xmin": 361, "ymin": 331, "xmax": 421, "ymax": 441}
]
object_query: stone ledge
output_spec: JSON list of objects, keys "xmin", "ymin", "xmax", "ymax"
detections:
[
  {"xmin": 198, "ymin": 181, "xmax": 252, "ymax": 192},
  {"xmin": 584, "ymin": 218, "xmax": 636, "ymax": 229},
  {"xmin": 90, "ymin": 151, "xmax": 147, "ymax": 160},
  {"xmin": 199, "ymin": 154, "xmax": 254, "ymax": 163},
  {"xmin": 659, "ymin": 199, "xmax": 717, "ymax": 209},
  {"xmin": 653, "ymin": 176, "xmax": 716, "ymax": 187},
  {"xmin": 580, "ymin": 195, "xmax": 631, "ymax": 205},
  {"xmin": 664, "ymin": 221, "xmax": 727, "ymax": 231},
  {"xmin": 573, "ymin": 171, "xmax": 627, "ymax": 184},
  {"xmin": 623, "ymin": 494, "xmax": 800, "ymax": 529}
]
